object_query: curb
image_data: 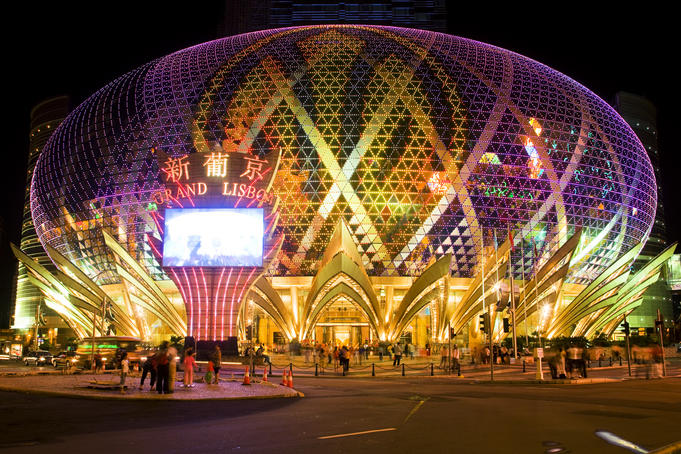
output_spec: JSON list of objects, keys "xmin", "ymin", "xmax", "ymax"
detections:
[
  {"xmin": 469, "ymin": 378, "xmax": 621, "ymax": 385},
  {"xmin": 0, "ymin": 384, "xmax": 304, "ymax": 402}
]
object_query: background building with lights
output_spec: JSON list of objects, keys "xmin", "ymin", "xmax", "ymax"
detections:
[
  {"xmin": 614, "ymin": 92, "xmax": 673, "ymax": 330},
  {"xmin": 12, "ymin": 96, "xmax": 71, "ymax": 347},
  {"xmin": 12, "ymin": 26, "xmax": 672, "ymax": 350}
]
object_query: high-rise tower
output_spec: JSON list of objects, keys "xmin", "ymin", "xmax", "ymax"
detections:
[
  {"xmin": 12, "ymin": 96, "xmax": 70, "ymax": 333},
  {"xmin": 615, "ymin": 92, "xmax": 673, "ymax": 328}
]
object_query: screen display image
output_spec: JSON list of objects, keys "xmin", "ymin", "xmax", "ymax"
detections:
[{"xmin": 162, "ymin": 208, "xmax": 264, "ymax": 267}]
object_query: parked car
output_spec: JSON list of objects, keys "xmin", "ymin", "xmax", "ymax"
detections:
[
  {"xmin": 52, "ymin": 351, "xmax": 77, "ymax": 368},
  {"xmin": 23, "ymin": 350, "xmax": 53, "ymax": 366}
]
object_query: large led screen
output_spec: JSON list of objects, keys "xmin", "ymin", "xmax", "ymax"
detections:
[{"xmin": 162, "ymin": 208, "xmax": 264, "ymax": 267}]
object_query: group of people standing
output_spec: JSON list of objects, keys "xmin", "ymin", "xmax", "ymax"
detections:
[
  {"xmin": 548, "ymin": 345, "xmax": 587, "ymax": 379},
  {"xmin": 138, "ymin": 341, "xmax": 177, "ymax": 394},
  {"xmin": 438, "ymin": 344, "xmax": 460, "ymax": 371}
]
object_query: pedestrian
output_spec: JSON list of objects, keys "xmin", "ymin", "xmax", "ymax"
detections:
[
  {"xmin": 256, "ymin": 344, "xmax": 271, "ymax": 365},
  {"xmin": 556, "ymin": 347, "xmax": 567, "ymax": 379},
  {"xmin": 567, "ymin": 344, "xmax": 586, "ymax": 378},
  {"xmin": 139, "ymin": 352, "xmax": 157, "ymax": 390},
  {"xmin": 156, "ymin": 341, "xmax": 170, "ymax": 394},
  {"xmin": 119, "ymin": 351, "xmax": 129, "ymax": 393},
  {"xmin": 183, "ymin": 348, "xmax": 196, "ymax": 388},
  {"xmin": 341, "ymin": 345, "xmax": 350, "ymax": 372},
  {"xmin": 452, "ymin": 344, "xmax": 460, "ymax": 374},
  {"xmin": 318, "ymin": 344, "xmax": 327, "ymax": 373},
  {"xmin": 210, "ymin": 344, "xmax": 222, "ymax": 384},
  {"xmin": 94, "ymin": 352, "xmax": 103, "ymax": 374},
  {"xmin": 425, "ymin": 342, "xmax": 431, "ymax": 356},
  {"xmin": 440, "ymin": 343, "xmax": 449, "ymax": 369},
  {"xmin": 333, "ymin": 346, "xmax": 340, "ymax": 371},
  {"xmin": 393, "ymin": 342, "xmax": 403, "ymax": 367}
]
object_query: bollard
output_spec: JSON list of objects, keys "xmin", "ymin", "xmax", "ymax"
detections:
[
  {"xmin": 402, "ymin": 363, "xmax": 405, "ymax": 377},
  {"xmin": 609, "ymin": 357, "xmax": 612, "ymax": 367},
  {"xmin": 315, "ymin": 363, "xmax": 318, "ymax": 377},
  {"xmin": 269, "ymin": 362, "xmax": 272, "ymax": 376},
  {"xmin": 289, "ymin": 363, "xmax": 293, "ymax": 374},
  {"xmin": 430, "ymin": 362, "xmax": 434, "ymax": 376},
  {"xmin": 598, "ymin": 358, "xmax": 602, "ymax": 368},
  {"xmin": 522, "ymin": 359, "xmax": 526, "ymax": 373},
  {"xmin": 619, "ymin": 356, "xmax": 622, "ymax": 366},
  {"xmin": 372, "ymin": 363, "xmax": 375, "ymax": 377},
  {"xmin": 457, "ymin": 362, "xmax": 461, "ymax": 377}
]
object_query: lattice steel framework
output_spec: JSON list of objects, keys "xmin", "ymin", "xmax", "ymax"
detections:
[{"xmin": 32, "ymin": 25, "xmax": 656, "ymax": 289}]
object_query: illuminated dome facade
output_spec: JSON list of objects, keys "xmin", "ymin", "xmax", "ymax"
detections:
[{"xmin": 31, "ymin": 25, "xmax": 656, "ymax": 285}]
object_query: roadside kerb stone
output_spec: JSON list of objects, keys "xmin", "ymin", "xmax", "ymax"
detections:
[{"xmin": 0, "ymin": 374, "xmax": 302, "ymax": 401}]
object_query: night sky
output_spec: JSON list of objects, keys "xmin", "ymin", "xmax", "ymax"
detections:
[{"xmin": 2, "ymin": 3, "xmax": 678, "ymax": 327}]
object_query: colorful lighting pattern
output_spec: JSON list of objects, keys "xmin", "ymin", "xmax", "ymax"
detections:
[{"xmin": 31, "ymin": 25, "xmax": 656, "ymax": 291}]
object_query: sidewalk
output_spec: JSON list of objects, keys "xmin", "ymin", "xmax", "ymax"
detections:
[
  {"xmin": 0, "ymin": 373, "xmax": 302, "ymax": 401},
  {"xmin": 262, "ymin": 354, "xmax": 681, "ymax": 384}
]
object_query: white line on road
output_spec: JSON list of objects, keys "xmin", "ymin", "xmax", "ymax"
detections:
[{"xmin": 318, "ymin": 428, "xmax": 397, "ymax": 439}]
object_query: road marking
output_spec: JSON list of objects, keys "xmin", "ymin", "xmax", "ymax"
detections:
[
  {"xmin": 404, "ymin": 398, "xmax": 429, "ymax": 423},
  {"xmin": 318, "ymin": 428, "xmax": 397, "ymax": 439},
  {"xmin": 595, "ymin": 431, "xmax": 648, "ymax": 453}
]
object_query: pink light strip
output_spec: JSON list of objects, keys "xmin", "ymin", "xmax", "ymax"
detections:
[
  {"xmin": 231, "ymin": 267, "xmax": 257, "ymax": 337},
  {"xmin": 229, "ymin": 268, "xmax": 244, "ymax": 337},
  {"xmin": 170, "ymin": 268, "xmax": 190, "ymax": 336},
  {"xmin": 181, "ymin": 268, "xmax": 193, "ymax": 336},
  {"xmin": 147, "ymin": 234, "xmax": 162, "ymax": 258},
  {"xmin": 149, "ymin": 212, "xmax": 163, "ymax": 236},
  {"xmin": 191, "ymin": 268, "xmax": 201, "ymax": 339},
  {"xmin": 213, "ymin": 268, "xmax": 225, "ymax": 341},
  {"xmin": 200, "ymin": 268, "xmax": 209, "ymax": 339},
  {"xmin": 220, "ymin": 268, "xmax": 233, "ymax": 341}
]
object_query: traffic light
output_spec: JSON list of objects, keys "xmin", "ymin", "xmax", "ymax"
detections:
[
  {"xmin": 479, "ymin": 313, "xmax": 490, "ymax": 334},
  {"xmin": 620, "ymin": 321, "xmax": 630, "ymax": 336},
  {"xmin": 502, "ymin": 318, "xmax": 510, "ymax": 333}
]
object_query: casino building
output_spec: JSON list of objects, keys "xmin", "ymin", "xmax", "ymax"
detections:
[{"xmin": 13, "ymin": 25, "xmax": 675, "ymax": 350}]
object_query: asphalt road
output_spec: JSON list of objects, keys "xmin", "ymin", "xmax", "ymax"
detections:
[{"xmin": 1, "ymin": 376, "xmax": 679, "ymax": 453}]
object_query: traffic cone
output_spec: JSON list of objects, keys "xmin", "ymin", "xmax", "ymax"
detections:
[
  {"xmin": 287, "ymin": 370, "xmax": 294, "ymax": 388},
  {"xmin": 242, "ymin": 366, "xmax": 251, "ymax": 385},
  {"xmin": 262, "ymin": 367, "xmax": 268, "ymax": 382},
  {"xmin": 280, "ymin": 370, "xmax": 288, "ymax": 386}
]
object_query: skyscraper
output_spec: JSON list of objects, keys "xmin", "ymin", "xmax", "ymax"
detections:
[
  {"xmin": 12, "ymin": 96, "xmax": 70, "ymax": 335},
  {"xmin": 615, "ymin": 92, "xmax": 673, "ymax": 328},
  {"xmin": 222, "ymin": 0, "xmax": 447, "ymax": 36}
]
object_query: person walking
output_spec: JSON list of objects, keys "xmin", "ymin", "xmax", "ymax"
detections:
[
  {"xmin": 440, "ymin": 343, "xmax": 449, "ymax": 369},
  {"xmin": 341, "ymin": 345, "xmax": 350, "ymax": 372},
  {"xmin": 183, "ymin": 348, "xmax": 197, "ymax": 388},
  {"xmin": 94, "ymin": 352, "xmax": 103, "ymax": 375},
  {"xmin": 139, "ymin": 352, "xmax": 157, "ymax": 390},
  {"xmin": 393, "ymin": 342, "xmax": 403, "ymax": 367},
  {"xmin": 119, "ymin": 351, "xmax": 129, "ymax": 393},
  {"xmin": 452, "ymin": 344, "xmax": 460, "ymax": 374},
  {"xmin": 210, "ymin": 345, "xmax": 222, "ymax": 384},
  {"xmin": 156, "ymin": 342, "xmax": 170, "ymax": 394},
  {"xmin": 567, "ymin": 344, "xmax": 579, "ymax": 378}
]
